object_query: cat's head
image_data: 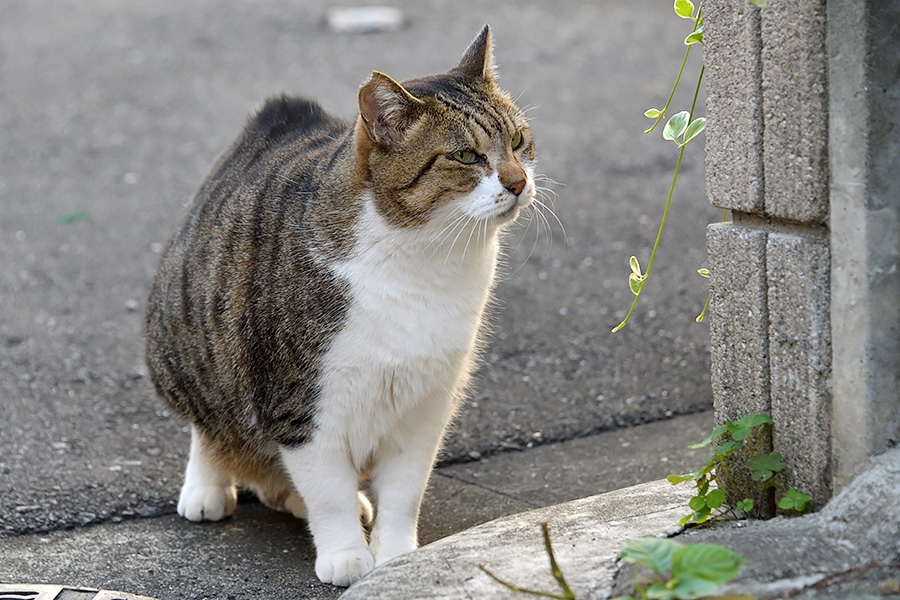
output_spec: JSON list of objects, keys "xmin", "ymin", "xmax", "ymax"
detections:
[{"xmin": 354, "ymin": 25, "xmax": 535, "ymax": 238}]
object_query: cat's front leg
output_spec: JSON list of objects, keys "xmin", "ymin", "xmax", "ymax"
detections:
[
  {"xmin": 368, "ymin": 399, "xmax": 451, "ymax": 566},
  {"xmin": 279, "ymin": 441, "xmax": 373, "ymax": 587}
]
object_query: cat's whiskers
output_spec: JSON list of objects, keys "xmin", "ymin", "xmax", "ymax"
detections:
[
  {"xmin": 444, "ymin": 214, "xmax": 478, "ymax": 265},
  {"xmin": 460, "ymin": 213, "xmax": 483, "ymax": 265},
  {"xmin": 427, "ymin": 211, "xmax": 471, "ymax": 259},
  {"xmin": 427, "ymin": 211, "xmax": 469, "ymax": 254}
]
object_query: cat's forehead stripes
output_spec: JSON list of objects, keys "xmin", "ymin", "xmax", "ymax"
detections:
[
  {"xmin": 402, "ymin": 75, "xmax": 522, "ymax": 139},
  {"xmin": 436, "ymin": 92, "xmax": 518, "ymax": 147}
]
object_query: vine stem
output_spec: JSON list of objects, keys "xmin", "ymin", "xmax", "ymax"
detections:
[
  {"xmin": 644, "ymin": 6, "xmax": 703, "ymax": 134},
  {"xmin": 612, "ymin": 63, "xmax": 706, "ymax": 333}
]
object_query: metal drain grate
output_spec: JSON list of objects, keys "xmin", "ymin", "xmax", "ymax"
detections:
[{"xmin": 0, "ymin": 586, "xmax": 156, "ymax": 600}]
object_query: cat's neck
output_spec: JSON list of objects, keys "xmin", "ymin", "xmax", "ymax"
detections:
[{"xmin": 359, "ymin": 194, "xmax": 499, "ymax": 266}]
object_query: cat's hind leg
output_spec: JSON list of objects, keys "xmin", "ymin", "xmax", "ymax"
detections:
[
  {"xmin": 250, "ymin": 477, "xmax": 372, "ymax": 524},
  {"xmin": 177, "ymin": 425, "xmax": 237, "ymax": 522}
]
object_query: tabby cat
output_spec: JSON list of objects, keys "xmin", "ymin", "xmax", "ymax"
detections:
[{"xmin": 145, "ymin": 25, "xmax": 536, "ymax": 586}]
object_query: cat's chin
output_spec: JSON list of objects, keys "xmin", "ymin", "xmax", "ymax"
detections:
[
  {"xmin": 495, "ymin": 203, "xmax": 520, "ymax": 223},
  {"xmin": 494, "ymin": 195, "xmax": 532, "ymax": 224}
]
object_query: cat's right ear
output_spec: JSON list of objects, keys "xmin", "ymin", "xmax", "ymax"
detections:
[{"xmin": 357, "ymin": 72, "xmax": 424, "ymax": 149}]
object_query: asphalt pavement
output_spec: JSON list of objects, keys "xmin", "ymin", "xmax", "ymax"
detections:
[{"xmin": 1, "ymin": 0, "xmax": 718, "ymax": 597}]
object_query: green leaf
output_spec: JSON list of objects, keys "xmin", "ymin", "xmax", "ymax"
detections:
[
  {"xmin": 662, "ymin": 111, "xmax": 690, "ymax": 142},
  {"xmin": 679, "ymin": 513, "xmax": 694, "ymax": 527},
  {"xmin": 629, "ymin": 272, "xmax": 646, "ymax": 296},
  {"xmin": 732, "ymin": 414, "xmax": 773, "ymax": 430},
  {"xmin": 747, "ymin": 452, "xmax": 786, "ymax": 482},
  {"xmin": 621, "ymin": 538, "xmax": 683, "ymax": 574},
  {"xmin": 689, "ymin": 495, "xmax": 707, "ymax": 512},
  {"xmin": 697, "ymin": 268, "xmax": 710, "ymax": 278},
  {"xmin": 54, "ymin": 211, "xmax": 89, "ymax": 224},
  {"xmin": 692, "ymin": 506, "xmax": 711, "ymax": 523},
  {"xmin": 668, "ymin": 544, "xmax": 746, "ymax": 599},
  {"xmin": 667, "ymin": 474, "xmax": 693, "ymax": 485},
  {"xmin": 698, "ymin": 478, "xmax": 709, "ymax": 496},
  {"xmin": 630, "ymin": 255, "xmax": 642, "ymax": 275},
  {"xmin": 748, "ymin": 0, "xmax": 768, "ymax": 6},
  {"xmin": 646, "ymin": 581, "xmax": 679, "ymax": 600},
  {"xmin": 689, "ymin": 424, "xmax": 728, "ymax": 448},
  {"xmin": 644, "ymin": 108, "xmax": 663, "ymax": 119},
  {"xmin": 673, "ymin": 0, "xmax": 695, "ymax": 19},
  {"xmin": 682, "ymin": 117, "xmax": 706, "ymax": 144},
  {"xmin": 736, "ymin": 498, "xmax": 754, "ymax": 512},
  {"xmin": 710, "ymin": 440, "xmax": 741, "ymax": 460},
  {"xmin": 705, "ymin": 489, "xmax": 726, "ymax": 509},
  {"xmin": 684, "ymin": 26, "xmax": 703, "ymax": 46},
  {"xmin": 779, "ymin": 488, "xmax": 811, "ymax": 512}
]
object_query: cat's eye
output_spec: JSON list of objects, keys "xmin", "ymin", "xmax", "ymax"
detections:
[
  {"xmin": 511, "ymin": 130, "xmax": 524, "ymax": 150},
  {"xmin": 450, "ymin": 150, "xmax": 478, "ymax": 164}
]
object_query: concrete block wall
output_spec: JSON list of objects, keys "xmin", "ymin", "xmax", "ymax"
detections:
[
  {"xmin": 705, "ymin": 0, "xmax": 832, "ymax": 510},
  {"xmin": 706, "ymin": 0, "xmax": 900, "ymax": 509}
]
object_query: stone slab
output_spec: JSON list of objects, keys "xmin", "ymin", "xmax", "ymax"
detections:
[
  {"xmin": 760, "ymin": 0, "xmax": 829, "ymax": 224},
  {"xmin": 704, "ymin": 0, "xmax": 764, "ymax": 214},
  {"xmin": 340, "ymin": 479, "xmax": 696, "ymax": 600},
  {"xmin": 766, "ymin": 232, "xmax": 832, "ymax": 506}
]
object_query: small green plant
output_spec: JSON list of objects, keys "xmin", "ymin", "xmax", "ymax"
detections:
[
  {"xmin": 778, "ymin": 488, "xmax": 811, "ymax": 514},
  {"xmin": 668, "ymin": 413, "xmax": 811, "ymax": 524},
  {"xmin": 614, "ymin": 537, "xmax": 745, "ymax": 600},
  {"xmin": 479, "ymin": 523, "xmax": 745, "ymax": 600}
]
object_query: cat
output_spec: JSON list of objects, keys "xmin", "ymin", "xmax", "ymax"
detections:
[{"xmin": 145, "ymin": 24, "xmax": 537, "ymax": 587}]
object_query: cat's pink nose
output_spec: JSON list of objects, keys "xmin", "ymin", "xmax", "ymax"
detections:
[
  {"xmin": 499, "ymin": 166, "xmax": 527, "ymax": 196},
  {"xmin": 504, "ymin": 178, "xmax": 526, "ymax": 196}
]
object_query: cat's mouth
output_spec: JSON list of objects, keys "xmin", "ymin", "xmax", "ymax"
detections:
[{"xmin": 495, "ymin": 191, "xmax": 533, "ymax": 223}]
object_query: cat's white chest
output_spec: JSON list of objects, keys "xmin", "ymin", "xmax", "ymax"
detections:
[{"xmin": 314, "ymin": 199, "xmax": 498, "ymax": 461}]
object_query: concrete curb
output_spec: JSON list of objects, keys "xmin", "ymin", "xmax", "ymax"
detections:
[{"xmin": 341, "ymin": 479, "xmax": 695, "ymax": 600}]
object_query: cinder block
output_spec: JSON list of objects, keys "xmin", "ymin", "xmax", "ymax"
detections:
[
  {"xmin": 708, "ymin": 222, "xmax": 773, "ymax": 512},
  {"xmin": 761, "ymin": 1, "xmax": 829, "ymax": 224},
  {"xmin": 704, "ymin": 1, "xmax": 764, "ymax": 214},
  {"xmin": 766, "ymin": 232, "xmax": 832, "ymax": 507}
]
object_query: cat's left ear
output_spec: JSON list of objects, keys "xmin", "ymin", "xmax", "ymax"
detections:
[
  {"xmin": 358, "ymin": 71, "xmax": 424, "ymax": 148},
  {"xmin": 455, "ymin": 24, "xmax": 497, "ymax": 80}
]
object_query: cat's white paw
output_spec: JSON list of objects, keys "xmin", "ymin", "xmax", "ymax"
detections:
[
  {"xmin": 177, "ymin": 484, "xmax": 237, "ymax": 522},
  {"xmin": 315, "ymin": 547, "xmax": 375, "ymax": 587}
]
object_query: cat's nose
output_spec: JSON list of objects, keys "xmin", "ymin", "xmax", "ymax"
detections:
[
  {"xmin": 499, "ymin": 166, "xmax": 527, "ymax": 197},
  {"xmin": 504, "ymin": 178, "xmax": 526, "ymax": 196}
]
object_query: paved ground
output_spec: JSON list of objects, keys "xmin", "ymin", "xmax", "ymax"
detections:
[
  {"xmin": 0, "ymin": 413, "xmax": 714, "ymax": 600},
  {"xmin": 0, "ymin": 0, "xmax": 717, "ymax": 597}
]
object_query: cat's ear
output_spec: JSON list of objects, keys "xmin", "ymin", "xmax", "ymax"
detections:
[
  {"xmin": 455, "ymin": 24, "xmax": 497, "ymax": 80},
  {"xmin": 357, "ymin": 71, "xmax": 424, "ymax": 148}
]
